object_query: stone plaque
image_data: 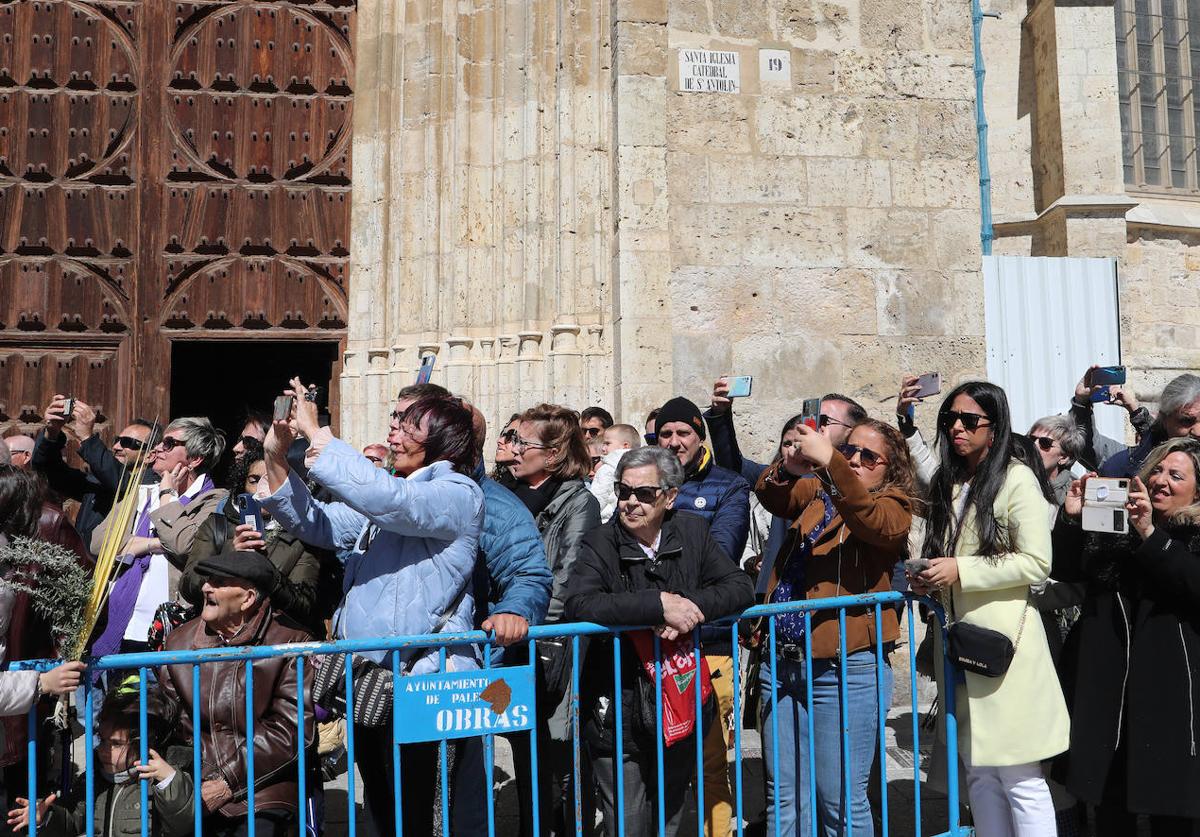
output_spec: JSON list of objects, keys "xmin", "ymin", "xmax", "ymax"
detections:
[{"xmin": 678, "ymin": 49, "xmax": 741, "ymax": 93}]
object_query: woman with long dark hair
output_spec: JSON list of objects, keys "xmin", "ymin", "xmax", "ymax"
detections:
[
  {"xmin": 755, "ymin": 418, "xmax": 917, "ymax": 836},
  {"xmin": 912, "ymin": 381, "xmax": 1069, "ymax": 836}
]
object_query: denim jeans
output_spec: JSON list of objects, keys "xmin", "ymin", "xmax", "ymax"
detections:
[{"xmin": 759, "ymin": 648, "xmax": 892, "ymax": 837}]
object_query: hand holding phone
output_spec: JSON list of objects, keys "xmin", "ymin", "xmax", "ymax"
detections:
[
  {"xmin": 904, "ymin": 557, "xmax": 931, "ymax": 576},
  {"xmin": 726, "ymin": 376, "xmax": 753, "ymax": 398},
  {"xmin": 238, "ymin": 493, "xmax": 264, "ymax": 535},
  {"xmin": 272, "ymin": 395, "xmax": 294, "ymax": 423},
  {"xmin": 800, "ymin": 397, "xmax": 821, "ymax": 430}
]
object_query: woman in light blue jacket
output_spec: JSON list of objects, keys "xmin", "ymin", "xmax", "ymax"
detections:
[{"xmin": 260, "ymin": 382, "xmax": 484, "ymax": 837}]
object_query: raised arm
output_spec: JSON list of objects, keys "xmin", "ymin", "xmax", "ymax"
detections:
[
  {"xmin": 258, "ymin": 469, "xmax": 366, "ymax": 553},
  {"xmin": 823, "ymin": 452, "xmax": 912, "ymax": 549},
  {"xmin": 755, "ymin": 462, "xmax": 821, "ymax": 520}
]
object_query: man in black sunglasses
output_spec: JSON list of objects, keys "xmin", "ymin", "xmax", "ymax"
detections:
[{"xmin": 32, "ymin": 394, "xmax": 161, "ymax": 551}]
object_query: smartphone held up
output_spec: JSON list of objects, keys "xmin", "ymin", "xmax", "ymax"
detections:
[{"xmin": 1081, "ymin": 477, "xmax": 1129, "ymax": 535}]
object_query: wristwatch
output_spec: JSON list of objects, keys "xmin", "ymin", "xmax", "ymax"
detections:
[{"xmin": 158, "ymin": 487, "xmax": 178, "ymax": 500}]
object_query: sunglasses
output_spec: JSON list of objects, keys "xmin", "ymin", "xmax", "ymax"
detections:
[
  {"xmin": 615, "ymin": 482, "xmax": 664, "ymax": 504},
  {"xmin": 156, "ymin": 437, "xmax": 186, "ymax": 452},
  {"xmin": 643, "ymin": 433, "xmax": 658, "ymax": 445},
  {"xmin": 498, "ymin": 429, "xmax": 519, "ymax": 445},
  {"xmin": 819, "ymin": 414, "xmax": 852, "ymax": 430},
  {"xmin": 113, "ymin": 436, "xmax": 145, "ymax": 451},
  {"xmin": 512, "ymin": 436, "xmax": 549, "ymax": 453},
  {"xmin": 365, "ymin": 455, "xmax": 385, "ymax": 465},
  {"xmin": 838, "ymin": 443, "xmax": 888, "ymax": 469},
  {"xmin": 238, "ymin": 435, "xmax": 260, "ymax": 448},
  {"xmin": 1030, "ymin": 435, "xmax": 1056, "ymax": 452},
  {"xmin": 938, "ymin": 410, "xmax": 992, "ymax": 432},
  {"xmin": 583, "ymin": 426, "xmax": 602, "ymax": 438}
]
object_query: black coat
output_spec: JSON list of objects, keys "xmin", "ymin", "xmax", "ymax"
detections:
[
  {"xmin": 1052, "ymin": 511, "xmax": 1200, "ymax": 817},
  {"xmin": 565, "ymin": 512, "xmax": 754, "ymax": 754}
]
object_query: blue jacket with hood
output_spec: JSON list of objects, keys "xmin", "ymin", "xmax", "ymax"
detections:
[{"xmin": 261, "ymin": 437, "xmax": 484, "ymax": 673}]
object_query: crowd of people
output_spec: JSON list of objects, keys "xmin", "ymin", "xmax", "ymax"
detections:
[{"xmin": 0, "ymin": 365, "xmax": 1197, "ymax": 837}]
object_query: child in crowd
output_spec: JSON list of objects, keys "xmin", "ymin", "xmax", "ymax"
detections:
[
  {"xmin": 588, "ymin": 424, "xmax": 643, "ymax": 522},
  {"xmin": 7, "ymin": 691, "xmax": 193, "ymax": 837}
]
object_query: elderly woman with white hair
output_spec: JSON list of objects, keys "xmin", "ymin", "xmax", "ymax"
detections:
[
  {"xmin": 1028, "ymin": 414, "xmax": 1087, "ymax": 507},
  {"xmin": 1091, "ymin": 372, "xmax": 1200, "ymax": 478},
  {"xmin": 89, "ymin": 416, "xmax": 227, "ymax": 658},
  {"xmin": 566, "ymin": 446, "xmax": 754, "ymax": 837}
]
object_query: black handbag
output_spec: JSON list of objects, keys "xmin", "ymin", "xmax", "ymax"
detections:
[{"xmin": 944, "ymin": 592, "xmax": 1029, "ymax": 678}]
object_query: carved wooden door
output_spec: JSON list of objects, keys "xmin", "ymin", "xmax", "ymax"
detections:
[{"xmin": 0, "ymin": 0, "xmax": 352, "ymax": 436}]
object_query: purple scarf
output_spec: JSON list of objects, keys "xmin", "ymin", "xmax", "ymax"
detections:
[{"xmin": 91, "ymin": 475, "xmax": 213, "ymax": 659}]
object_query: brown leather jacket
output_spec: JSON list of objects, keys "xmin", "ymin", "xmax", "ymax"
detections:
[
  {"xmin": 755, "ymin": 452, "xmax": 912, "ymax": 658},
  {"xmin": 157, "ymin": 606, "xmax": 314, "ymax": 818}
]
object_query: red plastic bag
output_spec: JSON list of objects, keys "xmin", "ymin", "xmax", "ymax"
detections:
[{"xmin": 628, "ymin": 630, "xmax": 712, "ymax": 746}]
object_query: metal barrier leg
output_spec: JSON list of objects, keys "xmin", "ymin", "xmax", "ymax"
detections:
[
  {"xmin": 612, "ymin": 632, "xmax": 625, "ymax": 837},
  {"xmin": 246, "ymin": 661, "xmax": 256, "ymax": 837},
  {"xmin": 653, "ymin": 634, "xmax": 665, "ymax": 837},
  {"xmin": 344, "ymin": 654, "xmax": 357, "ymax": 837},
  {"xmin": 139, "ymin": 668, "xmax": 149, "ymax": 837},
  {"xmin": 875, "ymin": 604, "xmax": 890, "ymax": 837},
  {"xmin": 730, "ymin": 622, "xmax": 743, "ymax": 837},
  {"xmin": 693, "ymin": 628, "xmax": 705, "ymax": 837},
  {"xmin": 392, "ymin": 653, "xmax": 403, "ymax": 837},
  {"xmin": 296, "ymin": 657, "xmax": 306, "ymax": 837},
  {"xmin": 193, "ymin": 664, "xmax": 203, "ymax": 837},
  {"xmin": 768, "ymin": 617, "xmax": 780, "ymax": 837},
  {"xmin": 804, "ymin": 612, "xmax": 817, "ymax": 837},
  {"xmin": 527, "ymin": 638, "xmax": 541, "ymax": 837},
  {"xmin": 908, "ymin": 602, "xmax": 922, "ymax": 837},
  {"xmin": 571, "ymin": 635, "xmax": 582, "ymax": 837},
  {"xmin": 838, "ymin": 611, "xmax": 852, "ymax": 837},
  {"xmin": 85, "ymin": 676, "xmax": 95, "ymax": 837}
]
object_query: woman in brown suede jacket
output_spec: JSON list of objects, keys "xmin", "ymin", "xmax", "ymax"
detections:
[{"xmin": 754, "ymin": 417, "xmax": 917, "ymax": 837}]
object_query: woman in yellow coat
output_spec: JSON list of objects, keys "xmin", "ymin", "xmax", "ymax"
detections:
[{"xmin": 910, "ymin": 381, "xmax": 1069, "ymax": 837}]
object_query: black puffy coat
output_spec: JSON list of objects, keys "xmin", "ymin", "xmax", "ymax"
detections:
[
  {"xmin": 565, "ymin": 512, "xmax": 754, "ymax": 755},
  {"xmin": 1052, "ymin": 510, "xmax": 1200, "ymax": 817}
]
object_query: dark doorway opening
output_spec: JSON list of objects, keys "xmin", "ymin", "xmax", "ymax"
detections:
[{"xmin": 169, "ymin": 339, "xmax": 339, "ymax": 446}]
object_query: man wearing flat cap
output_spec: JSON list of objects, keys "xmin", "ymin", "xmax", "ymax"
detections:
[{"xmin": 156, "ymin": 550, "xmax": 314, "ymax": 837}]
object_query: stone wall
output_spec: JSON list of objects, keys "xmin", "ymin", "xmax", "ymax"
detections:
[
  {"xmin": 659, "ymin": 0, "xmax": 984, "ymax": 459},
  {"xmin": 342, "ymin": 0, "xmax": 988, "ymax": 461}
]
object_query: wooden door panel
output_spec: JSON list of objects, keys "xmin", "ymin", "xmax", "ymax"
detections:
[{"xmin": 1, "ymin": 0, "xmax": 352, "ymax": 437}]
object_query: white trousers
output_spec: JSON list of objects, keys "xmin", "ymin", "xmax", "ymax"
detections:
[{"xmin": 965, "ymin": 762, "xmax": 1057, "ymax": 837}]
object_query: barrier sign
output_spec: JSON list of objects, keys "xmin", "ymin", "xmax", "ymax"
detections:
[{"xmin": 394, "ymin": 665, "xmax": 535, "ymax": 743}]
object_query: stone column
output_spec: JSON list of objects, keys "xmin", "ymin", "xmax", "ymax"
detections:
[{"xmin": 611, "ymin": 0, "xmax": 672, "ymax": 424}]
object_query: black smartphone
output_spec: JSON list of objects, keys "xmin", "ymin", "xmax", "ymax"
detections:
[{"xmin": 1087, "ymin": 366, "xmax": 1126, "ymax": 387}]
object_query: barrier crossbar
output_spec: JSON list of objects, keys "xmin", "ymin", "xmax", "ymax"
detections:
[{"xmin": 10, "ymin": 591, "xmax": 972, "ymax": 837}]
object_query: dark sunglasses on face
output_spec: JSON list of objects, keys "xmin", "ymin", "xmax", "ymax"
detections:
[
  {"xmin": 156, "ymin": 437, "xmax": 186, "ymax": 451},
  {"xmin": 819, "ymin": 414, "xmax": 851, "ymax": 429},
  {"xmin": 838, "ymin": 443, "xmax": 887, "ymax": 469},
  {"xmin": 615, "ymin": 482, "xmax": 664, "ymax": 504},
  {"xmin": 1031, "ymin": 435, "xmax": 1056, "ymax": 451},
  {"xmin": 498, "ymin": 429, "xmax": 519, "ymax": 445},
  {"xmin": 583, "ymin": 426, "xmax": 602, "ymax": 438},
  {"xmin": 644, "ymin": 432, "xmax": 658, "ymax": 445},
  {"xmin": 238, "ymin": 435, "xmax": 260, "ymax": 448},
  {"xmin": 114, "ymin": 436, "xmax": 145, "ymax": 451},
  {"xmin": 938, "ymin": 410, "xmax": 991, "ymax": 432}
]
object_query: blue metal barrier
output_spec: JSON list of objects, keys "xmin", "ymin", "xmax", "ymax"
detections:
[{"xmin": 12, "ymin": 592, "xmax": 970, "ymax": 837}]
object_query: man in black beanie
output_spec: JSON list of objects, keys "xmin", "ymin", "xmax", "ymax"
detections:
[{"xmin": 654, "ymin": 395, "xmax": 750, "ymax": 837}]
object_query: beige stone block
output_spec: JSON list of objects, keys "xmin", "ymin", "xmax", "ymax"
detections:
[
  {"xmin": 713, "ymin": 0, "xmax": 771, "ymax": 39},
  {"xmin": 615, "ymin": 0, "xmax": 668, "ymax": 24},
  {"xmin": 793, "ymin": 49, "xmax": 837, "ymax": 93},
  {"xmin": 705, "ymin": 155, "xmax": 808, "ymax": 203},
  {"xmin": 616, "ymin": 22, "xmax": 668, "ymax": 76},
  {"xmin": 846, "ymin": 208, "xmax": 932, "ymax": 268},
  {"xmin": 776, "ymin": 267, "xmax": 878, "ymax": 333},
  {"xmin": 669, "ymin": 203, "xmax": 748, "ymax": 265},
  {"xmin": 667, "ymin": 92, "xmax": 754, "ymax": 154},
  {"xmin": 836, "ymin": 51, "xmax": 972, "ymax": 101},
  {"xmin": 841, "ymin": 335, "xmax": 987, "ymax": 407},
  {"xmin": 742, "ymin": 206, "xmax": 847, "ymax": 267},
  {"xmin": 932, "ymin": 208, "xmax": 982, "ymax": 271},
  {"xmin": 672, "ymin": 331, "xmax": 733, "ymax": 401},
  {"xmin": 860, "ymin": 0, "xmax": 924, "ymax": 50},
  {"xmin": 890, "ymin": 159, "xmax": 979, "ymax": 209},
  {"xmin": 616, "ymin": 75, "xmax": 668, "ymax": 146},
  {"xmin": 669, "ymin": 266, "xmax": 784, "ymax": 333},
  {"xmin": 775, "ymin": 0, "xmax": 856, "ymax": 49},
  {"xmin": 808, "ymin": 158, "xmax": 891, "ymax": 207},
  {"xmin": 666, "ymin": 150, "xmax": 711, "ymax": 203},
  {"xmin": 756, "ymin": 96, "xmax": 864, "ymax": 156},
  {"xmin": 860, "ymin": 99, "xmax": 920, "ymax": 159},
  {"xmin": 618, "ymin": 146, "xmax": 668, "ymax": 229},
  {"xmin": 916, "ymin": 100, "xmax": 976, "ymax": 159},
  {"xmin": 874, "ymin": 269, "xmax": 958, "ymax": 336},
  {"xmin": 668, "ymin": 0, "xmax": 712, "ymax": 33},
  {"xmin": 926, "ymin": 0, "xmax": 973, "ymax": 49}
]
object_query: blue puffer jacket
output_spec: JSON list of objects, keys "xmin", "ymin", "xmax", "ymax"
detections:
[
  {"xmin": 673, "ymin": 447, "xmax": 751, "ymax": 564},
  {"xmin": 261, "ymin": 437, "xmax": 484, "ymax": 673},
  {"xmin": 476, "ymin": 474, "xmax": 553, "ymax": 626}
]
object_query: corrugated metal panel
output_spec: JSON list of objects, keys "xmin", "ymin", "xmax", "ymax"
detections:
[{"xmin": 983, "ymin": 256, "xmax": 1124, "ymax": 443}]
